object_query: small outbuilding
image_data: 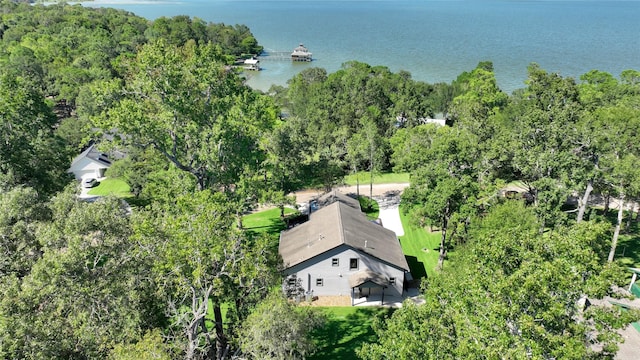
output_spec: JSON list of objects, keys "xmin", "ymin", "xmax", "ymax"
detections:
[
  {"xmin": 243, "ymin": 57, "xmax": 260, "ymax": 71},
  {"xmin": 67, "ymin": 144, "xmax": 112, "ymax": 180}
]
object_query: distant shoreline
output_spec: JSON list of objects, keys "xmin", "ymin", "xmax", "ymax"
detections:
[{"xmin": 71, "ymin": 0, "xmax": 182, "ymax": 5}]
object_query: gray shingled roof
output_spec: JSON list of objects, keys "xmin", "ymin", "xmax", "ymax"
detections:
[
  {"xmin": 315, "ymin": 191, "xmax": 361, "ymax": 211},
  {"xmin": 279, "ymin": 201, "xmax": 409, "ymax": 271},
  {"xmin": 69, "ymin": 144, "xmax": 112, "ymax": 168},
  {"xmin": 349, "ymin": 270, "xmax": 388, "ymax": 288}
]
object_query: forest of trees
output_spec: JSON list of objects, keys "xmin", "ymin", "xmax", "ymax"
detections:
[{"xmin": 1, "ymin": 2, "xmax": 640, "ymax": 359}]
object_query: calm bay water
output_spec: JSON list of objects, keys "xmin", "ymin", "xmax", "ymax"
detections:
[{"xmin": 84, "ymin": 0, "xmax": 640, "ymax": 93}]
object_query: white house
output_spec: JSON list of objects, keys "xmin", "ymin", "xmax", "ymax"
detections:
[
  {"xmin": 279, "ymin": 192, "xmax": 410, "ymax": 305},
  {"xmin": 67, "ymin": 144, "xmax": 112, "ymax": 180}
]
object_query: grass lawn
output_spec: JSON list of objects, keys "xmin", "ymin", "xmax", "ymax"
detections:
[
  {"xmin": 242, "ymin": 207, "xmax": 298, "ymax": 234},
  {"xmin": 397, "ymin": 205, "xmax": 442, "ymax": 279},
  {"xmin": 87, "ymin": 178, "xmax": 131, "ymax": 197},
  {"xmin": 594, "ymin": 208, "xmax": 640, "ymax": 269},
  {"xmin": 309, "ymin": 307, "xmax": 393, "ymax": 360},
  {"xmin": 617, "ymin": 233, "xmax": 640, "ymax": 269},
  {"xmin": 343, "ymin": 171, "xmax": 409, "ymax": 186}
]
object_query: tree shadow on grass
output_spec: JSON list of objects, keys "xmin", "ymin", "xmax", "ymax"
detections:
[
  {"xmin": 617, "ymin": 233, "xmax": 640, "ymax": 269},
  {"xmin": 405, "ymin": 255, "xmax": 427, "ymax": 280},
  {"xmin": 310, "ymin": 307, "xmax": 394, "ymax": 360},
  {"xmin": 244, "ymin": 218, "xmax": 288, "ymax": 235}
]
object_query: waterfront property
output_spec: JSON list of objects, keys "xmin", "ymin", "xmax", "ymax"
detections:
[
  {"xmin": 291, "ymin": 43, "xmax": 312, "ymax": 62},
  {"xmin": 279, "ymin": 191, "xmax": 410, "ymax": 305},
  {"xmin": 243, "ymin": 57, "xmax": 260, "ymax": 70}
]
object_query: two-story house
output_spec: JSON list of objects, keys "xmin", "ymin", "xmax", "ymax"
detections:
[{"xmin": 279, "ymin": 192, "xmax": 410, "ymax": 305}]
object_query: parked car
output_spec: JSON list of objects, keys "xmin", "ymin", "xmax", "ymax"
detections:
[{"xmin": 82, "ymin": 178, "xmax": 97, "ymax": 188}]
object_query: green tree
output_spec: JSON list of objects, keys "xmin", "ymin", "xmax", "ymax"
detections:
[
  {"xmin": 279, "ymin": 62, "xmax": 437, "ymax": 190},
  {"xmin": 238, "ymin": 291, "xmax": 325, "ymax": 360},
  {"xmin": 105, "ymin": 147, "xmax": 167, "ymax": 200},
  {"xmin": 356, "ymin": 114, "xmax": 388, "ymax": 203},
  {"xmin": 593, "ymin": 103, "xmax": 640, "ymax": 261},
  {"xmin": 0, "ymin": 187, "xmax": 49, "ymax": 279},
  {"xmin": 359, "ymin": 201, "xmax": 639, "ymax": 359},
  {"xmin": 398, "ymin": 125, "xmax": 480, "ymax": 269},
  {"xmin": 449, "ymin": 61, "xmax": 508, "ymax": 142},
  {"xmin": 136, "ymin": 190, "xmax": 277, "ymax": 359},
  {"xmin": 110, "ymin": 330, "xmax": 174, "ymax": 360},
  {"xmin": 0, "ymin": 188, "xmax": 161, "ymax": 359},
  {"xmin": 263, "ymin": 116, "xmax": 316, "ymax": 196},
  {"xmin": 90, "ymin": 40, "xmax": 277, "ymax": 191},
  {"xmin": 0, "ymin": 73, "xmax": 70, "ymax": 194},
  {"xmin": 503, "ymin": 64, "xmax": 585, "ymax": 229}
]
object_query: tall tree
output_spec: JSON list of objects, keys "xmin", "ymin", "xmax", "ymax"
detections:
[
  {"xmin": 0, "ymin": 188, "xmax": 161, "ymax": 359},
  {"xmin": 347, "ymin": 111, "xmax": 388, "ymax": 201},
  {"xmin": 90, "ymin": 40, "xmax": 277, "ymax": 191},
  {"xmin": 0, "ymin": 73, "xmax": 70, "ymax": 194},
  {"xmin": 137, "ymin": 190, "xmax": 277, "ymax": 359},
  {"xmin": 397, "ymin": 125, "xmax": 480, "ymax": 269},
  {"xmin": 449, "ymin": 61, "xmax": 508, "ymax": 142},
  {"xmin": 593, "ymin": 103, "xmax": 640, "ymax": 261},
  {"xmin": 238, "ymin": 291, "xmax": 325, "ymax": 360},
  {"xmin": 359, "ymin": 201, "xmax": 640, "ymax": 360},
  {"xmin": 0, "ymin": 187, "xmax": 49, "ymax": 279},
  {"xmin": 504, "ymin": 64, "xmax": 585, "ymax": 229}
]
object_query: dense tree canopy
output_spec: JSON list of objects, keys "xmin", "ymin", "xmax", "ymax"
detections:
[
  {"xmin": 1, "ymin": 2, "xmax": 640, "ymax": 358},
  {"xmin": 89, "ymin": 39, "xmax": 278, "ymax": 192},
  {"xmin": 359, "ymin": 202, "xmax": 639, "ymax": 360},
  {"xmin": 0, "ymin": 189, "xmax": 162, "ymax": 359},
  {"xmin": 0, "ymin": 72, "xmax": 70, "ymax": 194}
]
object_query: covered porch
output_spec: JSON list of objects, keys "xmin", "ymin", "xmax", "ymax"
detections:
[{"xmin": 349, "ymin": 270, "xmax": 388, "ymax": 306}]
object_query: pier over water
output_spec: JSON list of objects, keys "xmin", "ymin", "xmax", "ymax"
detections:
[
  {"xmin": 258, "ymin": 44, "xmax": 313, "ymax": 62},
  {"xmin": 258, "ymin": 51, "xmax": 296, "ymax": 61}
]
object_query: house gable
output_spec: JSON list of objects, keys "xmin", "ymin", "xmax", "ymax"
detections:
[
  {"xmin": 279, "ymin": 201, "xmax": 409, "ymax": 271},
  {"xmin": 279, "ymin": 195, "xmax": 410, "ymax": 298},
  {"xmin": 283, "ymin": 244, "xmax": 405, "ymax": 297},
  {"xmin": 68, "ymin": 144, "xmax": 112, "ymax": 180}
]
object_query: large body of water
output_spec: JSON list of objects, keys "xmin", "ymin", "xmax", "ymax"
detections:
[{"xmin": 84, "ymin": 0, "xmax": 640, "ymax": 93}]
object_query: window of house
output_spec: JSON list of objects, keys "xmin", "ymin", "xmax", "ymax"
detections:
[
  {"xmin": 332, "ymin": 258, "xmax": 339, "ymax": 267},
  {"xmin": 287, "ymin": 276, "xmax": 297, "ymax": 286},
  {"xmin": 389, "ymin": 277, "xmax": 396, "ymax": 285},
  {"xmin": 349, "ymin": 258, "xmax": 359, "ymax": 270},
  {"xmin": 316, "ymin": 278, "xmax": 324, "ymax": 286}
]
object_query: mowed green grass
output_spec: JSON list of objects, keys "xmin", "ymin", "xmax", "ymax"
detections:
[
  {"xmin": 242, "ymin": 207, "xmax": 298, "ymax": 234},
  {"xmin": 343, "ymin": 171, "xmax": 409, "ymax": 186},
  {"xmin": 597, "ymin": 208, "xmax": 640, "ymax": 269},
  {"xmin": 397, "ymin": 205, "xmax": 441, "ymax": 279},
  {"xmin": 309, "ymin": 307, "xmax": 393, "ymax": 360},
  {"xmin": 617, "ymin": 233, "xmax": 640, "ymax": 269},
  {"xmin": 87, "ymin": 178, "xmax": 131, "ymax": 197}
]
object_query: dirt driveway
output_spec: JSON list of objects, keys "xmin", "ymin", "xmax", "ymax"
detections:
[{"xmin": 290, "ymin": 183, "xmax": 409, "ymax": 204}]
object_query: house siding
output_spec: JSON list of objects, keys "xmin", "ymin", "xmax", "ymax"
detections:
[
  {"xmin": 283, "ymin": 244, "xmax": 405, "ymax": 297},
  {"xmin": 69, "ymin": 157, "xmax": 109, "ymax": 180}
]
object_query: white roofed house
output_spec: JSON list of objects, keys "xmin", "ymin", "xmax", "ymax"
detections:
[
  {"xmin": 67, "ymin": 144, "xmax": 112, "ymax": 180},
  {"xmin": 291, "ymin": 43, "xmax": 312, "ymax": 62},
  {"xmin": 279, "ymin": 192, "xmax": 410, "ymax": 306}
]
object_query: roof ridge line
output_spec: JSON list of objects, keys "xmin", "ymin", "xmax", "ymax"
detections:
[{"xmin": 336, "ymin": 202, "xmax": 346, "ymax": 245}]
